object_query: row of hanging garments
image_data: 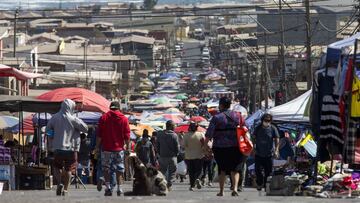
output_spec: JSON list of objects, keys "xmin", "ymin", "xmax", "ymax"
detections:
[{"xmin": 310, "ymin": 39, "xmax": 360, "ymax": 165}]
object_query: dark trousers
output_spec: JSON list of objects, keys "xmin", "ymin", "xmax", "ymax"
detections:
[
  {"xmin": 255, "ymin": 156, "xmax": 273, "ymax": 188},
  {"xmin": 201, "ymin": 159, "xmax": 215, "ymax": 182},
  {"xmin": 186, "ymin": 159, "xmax": 203, "ymax": 187}
]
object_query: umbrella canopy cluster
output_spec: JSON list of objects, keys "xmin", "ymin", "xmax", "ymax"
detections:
[{"xmin": 0, "ymin": 116, "xmax": 19, "ymax": 129}]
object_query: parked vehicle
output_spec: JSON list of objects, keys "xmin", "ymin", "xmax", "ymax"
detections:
[
  {"xmin": 202, "ymin": 47, "xmax": 210, "ymax": 56},
  {"xmin": 194, "ymin": 28, "xmax": 205, "ymax": 40}
]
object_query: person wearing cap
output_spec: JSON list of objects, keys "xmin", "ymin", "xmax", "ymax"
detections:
[
  {"xmin": 96, "ymin": 101, "xmax": 130, "ymax": 196},
  {"xmin": 204, "ymin": 97, "xmax": 243, "ymax": 196},
  {"xmin": 156, "ymin": 120, "xmax": 180, "ymax": 190},
  {"xmin": 183, "ymin": 121, "xmax": 205, "ymax": 191}
]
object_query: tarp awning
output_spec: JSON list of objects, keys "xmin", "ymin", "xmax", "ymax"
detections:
[
  {"xmin": 327, "ymin": 32, "xmax": 360, "ymax": 65},
  {"xmin": 0, "ymin": 64, "xmax": 43, "ymax": 81},
  {"xmin": 0, "ymin": 95, "xmax": 61, "ymax": 113},
  {"xmin": 268, "ymin": 90, "xmax": 311, "ymax": 123}
]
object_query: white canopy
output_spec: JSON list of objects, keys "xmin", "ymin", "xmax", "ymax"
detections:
[{"xmin": 268, "ymin": 90, "xmax": 311, "ymax": 123}]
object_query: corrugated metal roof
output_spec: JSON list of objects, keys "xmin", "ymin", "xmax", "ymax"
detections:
[{"xmin": 111, "ymin": 35, "xmax": 155, "ymax": 45}]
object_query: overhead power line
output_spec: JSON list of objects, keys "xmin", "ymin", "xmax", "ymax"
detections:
[{"xmin": 0, "ymin": 0, "xmax": 351, "ymax": 12}]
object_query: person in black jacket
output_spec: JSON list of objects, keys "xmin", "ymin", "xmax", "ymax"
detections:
[{"xmin": 252, "ymin": 113, "xmax": 280, "ymax": 192}]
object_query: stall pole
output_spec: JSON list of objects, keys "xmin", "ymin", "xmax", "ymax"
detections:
[
  {"xmin": 17, "ymin": 106, "xmax": 21, "ymax": 166},
  {"xmin": 341, "ymin": 38, "xmax": 358, "ymax": 172},
  {"xmin": 37, "ymin": 113, "xmax": 41, "ymax": 166},
  {"xmin": 21, "ymin": 110, "xmax": 25, "ymax": 165}
]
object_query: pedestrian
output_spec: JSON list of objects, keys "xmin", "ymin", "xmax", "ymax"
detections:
[
  {"xmin": 96, "ymin": 101, "xmax": 130, "ymax": 196},
  {"xmin": 201, "ymin": 139, "xmax": 215, "ymax": 187},
  {"xmin": 156, "ymin": 120, "xmax": 180, "ymax": 190},
  {"xmin": 177, "ymin": 131, "xmax": 186, "ymax": 183},
  {"xmin": 46, "ymin": 99, "xmax": 88, "ymax": 196},
  {"xmin": 151, "ymin": 131, "xmax": 158, "ymax": 156},
  {"xmin": 184, "ymin": 122, "xmax": 205, "ymax": 191},
  {"xmin": 252, "ymin": 113, "xmax": 280, "ymax": 192},
  {"xmin": 204, "ymin": 97, "xmax": 242, "ymax": 196},
  {"xmin": 135, "ymin": 129, "xmax": 157, "ymax": 167},
  {"xmin": 78, "ymin": 133, "xmax": 91, "ymax": 184}
]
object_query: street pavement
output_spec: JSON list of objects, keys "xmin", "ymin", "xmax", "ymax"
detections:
[
  {"xmin": 1, "ymin": 181, "xmax": 358, "ymax": 203},
  {"xmin": 182, "ymin": 39, "xmax": 202, "ymax": 68}
]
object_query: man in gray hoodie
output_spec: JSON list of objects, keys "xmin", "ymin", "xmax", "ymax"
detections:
[
  {"xmin": 156, "ymin": 120, "xmax": 180, "ymax": 190},
  {"xmin": 47, "ymin": 99, "xmax": 88, "ymax": 196}
]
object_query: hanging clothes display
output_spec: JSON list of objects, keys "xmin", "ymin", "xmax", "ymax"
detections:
[
  {"xmin": 318, "ymin": 93, "xmax": 343, "ymax": 162},
  {"xmin": 310, "ymin": 67, "xmax": 337, "ymax": 140},
  {"xmin": 311, "ymin": 66, "xmax": 344, "ymax": 162},
  {"xmin": 320, "ymin": 95, "xmax": 344, "ymax": 147},
  {"xmin": 351, "ymin": 75, "xmax": 360, "ymax": 117},
  {"xmin": 312, "ymin": 34, "xmax": 360, "ymax": 167},
  {"xmin": 346, "ymin": 118, "xmax": 360, "ymax": 164}
]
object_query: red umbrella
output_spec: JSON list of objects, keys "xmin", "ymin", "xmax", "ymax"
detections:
[
  {"xmin": 175, "ymin": 124, "xmax": 206, "ymax": 133},
  {"xmin": 190, "ymin": 97, "xmax": 200, "ymax": 102},
  {"xmin": 37, "ymin": 87, "xmax": 110, "ymax": 113},
  {"xmin": 163, "ymin": 114, "xmax": 183, "ymax": 124},
  {"xmin": 190, "ymin": 116, "xmax": 207, "ymax": 122}
]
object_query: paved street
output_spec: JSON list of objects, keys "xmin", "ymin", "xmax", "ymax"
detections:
[
  {"xmin": 182, "ymin": 39, "xmax": 202, "ymax": 68},
  {"xmin": 1, "ymin": 181, "xmax": 358, "ymax": 203}
]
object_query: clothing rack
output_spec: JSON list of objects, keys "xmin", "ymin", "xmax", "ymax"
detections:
[{"xmin": 341, "ymin": 39, "xmax": 359, "ymax": 172}]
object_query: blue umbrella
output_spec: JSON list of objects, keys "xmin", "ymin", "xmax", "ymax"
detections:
[{"xmin": 0, "ymin": 116, "xmax": 19, "ymax": 129}]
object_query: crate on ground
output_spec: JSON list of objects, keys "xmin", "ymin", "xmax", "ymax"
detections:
[
  {"xmin": 16, "ymin": 166, "xmax": 48, "ymax": 190},
  {"xmin": 0, "ymin": 165, "xmax": 11, "ymax": 181},
  {"xmin": 19, "ymin": 174, "xmax": 45, "ymax": 190}
]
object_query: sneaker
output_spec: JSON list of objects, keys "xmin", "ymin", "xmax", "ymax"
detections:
[
  {"xmin": 56, "ymin": 184, "xmax": 64, "ymax": 196},
  {"xmin": 117, "ymin": 188, "xmax": 124, "ymax": 196},
  {"xmin": 216, "ymin": 192, "xmax": 224, "ymax": 196},
  {"xmin": 97, "ymin": 178, "xmax": 104, "ymax": 192},
  {"xmin": 189, "ymin": 187, "xmax": 194, "ymax": 191},
  {"xmin": 62, "ymin": 190, "xmax": 68, "ymax": 196},
  {"xmin": 195, "ymin": 179, "xmax": 202, "ymax": 189},
  {"xmin": 167, "ymin": 185, "xmax": 172, "ymax": 191},
  {"xmin": 104, "ymin": 189, "xmax": 112, "ymax": 196},
  {"xmin": 208, "ymin": 182, "xmax": 213, "ymax": 187},
  {"xmin": 201, "ymin": 179, "xmax": 205, "ymax": 186},
  {"xmin": 231, "ymin": 191, "xmax": 239, "ymax": 196}
]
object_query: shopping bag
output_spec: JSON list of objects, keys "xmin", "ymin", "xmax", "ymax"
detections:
[
  {"xmin": 176, "ymin": 160, "xmax": 187, "ymax": 176},
  {"xmin": 237, "ymin": 126, "xmax": 253, "ymax": 156}
]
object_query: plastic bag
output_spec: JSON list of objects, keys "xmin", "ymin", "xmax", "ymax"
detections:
[
  {"xmin": 237, "ymin": 126, "xmax": 253, "ymax": 156},
  {"xmin": 176, "ymin": 160, "xmax": 187, "ymax": 176}
]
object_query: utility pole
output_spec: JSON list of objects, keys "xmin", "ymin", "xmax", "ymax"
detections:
[
  {"xmin": 279, "ymin": 0, "xmax": 287, "ymax": 102},
  {"xmin": 305, "ymin": 0, "xmax": 312, "ymax": 90},
  {"xmin": 264, "ymin": 32, "xmax": 269, "ymax": 109},
  {"xmin": 83, "ymin": 40, "xmax": 88, "ymax": 88},
  {"xmin": 13, "ymin": 9, "xmax": 18, "ymax": 58}
]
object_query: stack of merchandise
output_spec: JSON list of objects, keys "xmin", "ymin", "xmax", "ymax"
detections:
[
  {"xmin": 0, "ymin": 140, "xmax": 12, "ymax": 190},
  {"xmin": 0, "ymin": 140, "xmax": 11, "ymax": 164}
]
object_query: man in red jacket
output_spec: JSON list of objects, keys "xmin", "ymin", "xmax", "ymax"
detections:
[{"xmin": 96, "ymin": 101, "xmax": 130, "ymax": 196}]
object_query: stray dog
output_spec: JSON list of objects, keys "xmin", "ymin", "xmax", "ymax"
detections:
[
  {"xmin": 125, "ymin": 157, "xmax": 168, "ymax": 196},
  {"xmin": 147, "ymin": 166, "xmax": 168, "ymax": 196}
]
